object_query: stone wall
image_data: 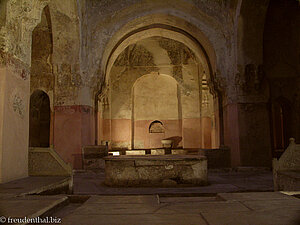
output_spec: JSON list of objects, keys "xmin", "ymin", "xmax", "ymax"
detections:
[
  {"xmin": 1, "ymin": 0, "xmax": 298, "ymax": 181},
  {"xmin": 264, "ymin": 0, "xmax": 300, "ymax": 156},
  {"xmin": 229, "ymin": 0, "xmax": 272, "ymax": 166},
  {"xmin": 0, "ymin": 0, "xmax": 85, "ymax": 180},
  {"xmin": 0, "ymin": 0, "xmax": 50, "ymax": 183},
  {"xmin": 0, "ymin": 57, "xmax": 30, "ymax": 182}
]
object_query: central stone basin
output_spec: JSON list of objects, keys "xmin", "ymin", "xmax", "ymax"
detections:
[{"xmin": 104, "ymin": 155, "xmax": 207, "ymax": 187}]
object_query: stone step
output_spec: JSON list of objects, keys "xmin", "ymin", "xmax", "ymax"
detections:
[
  {"xmin": 0, "ymin": 195, "xmax": 68, "ymax": 224},
  {"xmin": 0, "ymin": 176, "xmax": 72, "ymax": 199}
]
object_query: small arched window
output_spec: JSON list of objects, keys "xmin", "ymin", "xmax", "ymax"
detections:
[{"xmin": 149, "ymin": 120, "xmax": 164, "ymax": 133}]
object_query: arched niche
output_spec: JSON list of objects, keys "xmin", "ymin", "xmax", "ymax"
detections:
[
  {"xmin": 132, "ymin": 73, "xmax": 181, "ymax": 149},
  {"xmin": 149, "ymin": 121, "xmax": 165, "ymax": 133},
  {"xmin": 29, "ymin": 90, "xmax": 51, "ymax": 147},
  {"xmin": 30, "ymin": 5, "xmax": 54, "ymax": 147},
  {"xmin": 96, "ymin": 34, "xmax": 221, "ymax": 150},
  {"xmin": 31, "ymin": 5, "xmax": 53, "ymax": 92}
]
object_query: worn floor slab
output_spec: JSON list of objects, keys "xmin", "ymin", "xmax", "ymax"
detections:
[
  {"xmin": 218, "ymin": 191, "xmax": 296, "ymax": 201},
  {"xmin": 58, "ymin": 192, "xmax": 300, "ymax": 225},
  {"xmin": 0, "ymin": 176, "xmax": 70, "ymax": 198},
  {"xmin": 159, "ymin": 196, "xmax": 218, "ymax": 203},
  {"xmin": 154, "ymin": 201, "xmax": 251, "ymax": 214},
  {"xmin": 202, "ymin": 208, "xmax": 300, "ymax": 225},
  {"xmin": 85, "ymin": 195, "xmax": 158, "ymax": 204},
  {"xmin": 1, "ymin": 171, "xmax": 295, "ymax": 225},
  {"xmin": 61, "ymin": 213, "xmax": 207, "ymax": 225},
  {"xmin": 0, "ymin": 195, "xmax": 68, "ymax": 220}
]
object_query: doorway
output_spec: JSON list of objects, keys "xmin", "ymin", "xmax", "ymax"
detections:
[{"xmin": 29, "ymin": 90, "xmax": 50, "ymax": 147}]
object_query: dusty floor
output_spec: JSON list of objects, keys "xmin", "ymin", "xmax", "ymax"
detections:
[
  {"xmin": 58, "ymin": 193, "xmax": 300, "ymax": 225},
  {"xmin": 0, "ymin": 170, "xmax": 299, "ymax": 225}
]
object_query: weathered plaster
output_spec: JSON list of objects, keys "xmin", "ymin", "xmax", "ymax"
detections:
[
  {"xmin": 0, "ymin": 65, "xmax": 30, "ymax": 182},
  {"xmin": 2, "ymin": 0, "xmax": 295, "ymax": 179}
]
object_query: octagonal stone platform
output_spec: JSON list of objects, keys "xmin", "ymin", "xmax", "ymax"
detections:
[{"xmin": 104, "ymin": 155, "xmax": 207, "ymax": 187}]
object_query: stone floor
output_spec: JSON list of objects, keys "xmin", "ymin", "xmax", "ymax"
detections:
[
  {"xmin": 0, "ymin": 195, "xmax": 68, "ymax": 222},
  {"xmin": 0, "ymin": 170, "xmax": 299, "ymax": 225},
  {"xmin": 0, "ymin": 176, "xmax": 70, "ymax": 198},
  {"xmin": 0, "ymin": 176, "xmax": 70, "ymax": 224},
  {"xmin": 59, "ymin": 193, "xmax": 300, "ymax": 225}
]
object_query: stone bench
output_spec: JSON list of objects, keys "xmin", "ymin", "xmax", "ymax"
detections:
[
  {"xmin": 273, "ymin": 138, "xmax": 300, "ymax": 191},
  {"xmin": 104, "ymin": 155, "xmax": 207, "ymax": 187}
]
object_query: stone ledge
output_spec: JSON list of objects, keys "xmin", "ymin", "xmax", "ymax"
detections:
[
  {"xmin": 104, "ymin": 155, "xmax": 206, "ymax": 161},
  {"xmin": 29, "ymin": 147, "xmax": 72, "ymax": 176}
]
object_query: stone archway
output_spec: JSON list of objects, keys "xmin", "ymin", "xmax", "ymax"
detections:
[
  {"xmin": 29, "ymin": 90, "xmax": 50, "ymax": 147},
  {"xmin": 30, "ymin": 5, "xmax": 54, "ymax": 148},
  {"xmin": 97, "ymin": 35, "xmax": 220, "ymax": 150}
]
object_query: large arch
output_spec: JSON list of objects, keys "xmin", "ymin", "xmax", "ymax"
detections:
[
  {"xmin": 100, "ymin": 14, "xmax": 221, "ymax": 93},
  {"xmin": 94, "ymin": 13, "xmax": 227, "ymax": 151},
  {"xmin": 97, "ymin": 34, "xmax": 220, "ymax": 150},
  {"xmin": 105, "ymin": 27, "xmax": 210, "ymax": 84}
]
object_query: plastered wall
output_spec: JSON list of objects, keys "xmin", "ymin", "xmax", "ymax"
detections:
[
  {"xmin": 0, "ymin": 65, "xmax": 29, "ymax": 183},
  {"xmin": 98, "ymin": 37, "xmax": 215, "ymax": 149}
]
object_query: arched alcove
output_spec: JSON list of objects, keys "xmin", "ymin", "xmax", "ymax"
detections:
[
  {"xmin": 97, "ymin": 35, "xmax": 220, "ymax": 150},
  {"xmin": 30, "ymin": 5, "xmax": 54, "ymax": 147},
  {"xmin": 92, "ymin": 13, "xmax": 227, "ymax": 151},
  {"xmin": 29, "ymin": 90, "xmax": 51, "ymax": 147},
  {"xmin": 133, "ymin": 73, "xmax": 181, "ymax": 149},
  {"xmin": 149, "ymin": 121, "xmax": 164, "ymax": 133}
]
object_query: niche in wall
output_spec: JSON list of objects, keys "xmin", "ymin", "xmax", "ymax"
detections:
[
  {"xmin": 29, "ymin": 90, "xmax": 50, "ymax": 147},
  {"xmin": 149, "ymin": 121, "xmax": 165, "ymax": 133}
]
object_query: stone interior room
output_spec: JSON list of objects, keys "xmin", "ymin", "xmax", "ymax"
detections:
[{"xmin": 0, "ymin": 0, "xmax": 299, "ymax": 224}]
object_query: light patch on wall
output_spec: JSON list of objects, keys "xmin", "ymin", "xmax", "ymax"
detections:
[{"xmin": 133, "ymin": 73, "xmax": 179, "ymax": 121}]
